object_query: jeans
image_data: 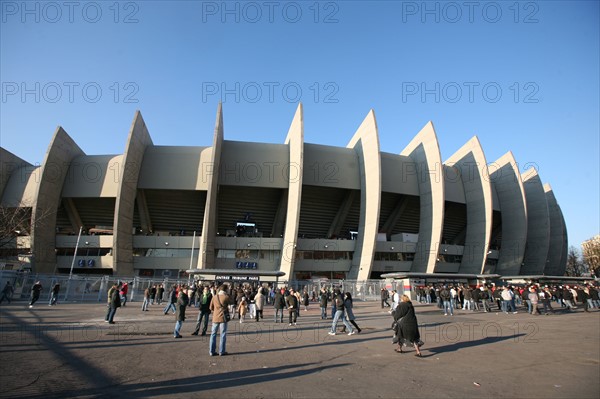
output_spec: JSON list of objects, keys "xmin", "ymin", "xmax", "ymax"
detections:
[
  {"xmin": 164, "ymin": 302, "xmax": 176, "ymax": 314},
  {"xmin": 330, "ymin": 310, "xmax": 352, "ymax": 334},
  {"xmin": 289, "ymin": 309, "xmax": 297, "ymax": 324},
  {"xmin": 142, "ymin": 298, "xmax": 150, "ymax": 311},
  {"xmin": 193, "ymin": 310, "xmax": 210, "ymax": 334},
  {"xmin": 563, "ymin": 299, "xmax": 575, "ymax": 309},
  {"xmin": 443, "ymin": 300, "xmax": 453, "ymax": 315},
  {"xmin": 174, "ymin": 320, "xmax": 183, "ymax": 337},
  {"xmin": 49, "ymin": 294, "xmax": 58, "ymax": 306},
  {"xmin": 586, "ymin": 299, "xmax": 595, "ymax": 309},
  {"xmin": 525, "ymin": 299, "xmax": 532, "ymax": 313},
  {"xmin": 541, "ymin": 300, "xmax": 553, "ymax": 313},
  {"xmin": 531, "ymin": 302, "xmax": 539, "ymax": 314},
  {"xmin": 504, "ymin": 300, "xmax": 516, "ymax": 312},
  {"xmin": 274, "ymin": 308, "xmax": 284, "ymax": 323},
  {"xmin": 209, "ymin": 322, "xmax": 228, "ymax": 355},
  {"xmin": 120, "ymin": 294, "xmax": 127, "ymax": 306},
  {"xmin": 106, "ymin": 306, "xmax": 118, "ymax": 322},
  {"xmin": 481, "ymin": 299, "xmax": 490, "ymax": 311},
  {"xmin": 320, "ymin": 306, "xmax": 327, "ymax": 319},
  {"xmin": 463, "ymin": 299, "xmax": 471, "ymax": 310},
  {"xmin": 426, "ymin": 294, "xmax": 431, "ymax": 304}
]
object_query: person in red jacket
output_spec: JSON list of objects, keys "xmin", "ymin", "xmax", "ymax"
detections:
[{"xmin": 119, "ymin": 282, "xmax": 129, "ymax": 307}]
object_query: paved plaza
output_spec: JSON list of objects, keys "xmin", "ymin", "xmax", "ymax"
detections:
[{"xmin": 1, "ymin": 299, "xmax": 598, "ymax": 398}]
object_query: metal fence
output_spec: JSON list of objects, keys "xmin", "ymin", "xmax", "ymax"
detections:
[
  {"xmin": 288, "ymin": 279, "xmax": 402, "ymax": 302},
  {"xmin": 0, "ymin": 270, "xmax": 400, "ymax": 304},
  {"xmin": 0, "ymin": 271, "xmax": 192, "ymax": 304}
]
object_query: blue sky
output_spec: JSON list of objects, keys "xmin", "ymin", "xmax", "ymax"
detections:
[{"xmin": 1, "ymin": 0, "xmax": 599, "ymax": 250}]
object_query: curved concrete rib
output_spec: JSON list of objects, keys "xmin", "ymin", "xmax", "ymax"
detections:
[
  {"xmin": 520, "ymin": 168, "xmax": 550, "ymax": 275},
  {"xmin": 0, "ymin": 148, "xmax": 32, "ymax": 200},
  {"xmin": 543, "ymin": 183, "xmax": 568, "ymax": 276},
  {"xmin": 198, "ymin": 103, "xmax": 224, "ymax": 270},
  {"xmin": 33, "ymin": 127, "xmax": 85, "ymax": 273},
  {"xmin": 113, "ymin": 111, "xmax": 153, "ymax": 275},
  {"xmin": 489, "ymin": 152, "xmax": 527, "ymax": 275},
  {"xmin": 444, "ymin": 136, "xmax": 492, "ymax": 274},
  {"xmin": 347, "ymin": 110, "xmax": 381, "ymax": 280},
  {"xmin": 279, "ymin": 103, "xmax": 304, "ymax": 280},
  {"xmin": 400, "ymin": 122, "xmax": 444, "ymax": 273}
]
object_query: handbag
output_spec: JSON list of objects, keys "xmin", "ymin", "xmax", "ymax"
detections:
[{"xmin": 216, "ymin": 294, "xmax": 231, "ymax": 322}]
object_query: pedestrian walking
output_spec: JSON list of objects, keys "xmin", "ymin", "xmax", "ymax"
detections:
[
  {"xmin": 0, "ymin": 281, "xmax": 14, "ymax": 304},
  {"xmin": 163, "ymin": 285, "xmax": 177, "ymax": 314},
  {"xmin": 380, "ymin": 288, "xmax": 390, "ymax": 309},
  {"xmin": 253, "ymin": 287, "xmax": 265, "ymax": 321},
  {"xmin": 119, "ymin": 282, "xmax": 129, "ymax": 307},
  {"xmin": 341, "ymin": 292, "xmax": 361, "ymax": 333},
  {"xmin": 328, "ymin": 288, "xmax": 354, "ymax": 336},
  {"xmin": 29, "ymin": 281, "xmax": 43, "ymax": 308},
  {"xmin": 49, "ymin": 283, "xmax": 60, "ymax": 306},
  {"xmin": 392, "ymin": 295, "xmax": 423, "ymax": 356}
]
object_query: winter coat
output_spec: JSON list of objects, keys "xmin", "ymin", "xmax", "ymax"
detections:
[
  {"xmin": 210, "ymin": 292, "xmax": 231, "ymax": 323},
  {"xmin": 273, "ymin": 291, "xmax": 286, "ymax": 309},
  {"xmin": 344, "ymin": 298, "xmax": 356, "ymax": 321},
  {"xmin": 393, "ymin": 301, "xmax": 420, "ymax": 344},
  {"xmin": 110, "ymin": 288, "xmax": 121, "ymax": 308},
  {"xmin": 176, "ymin": 292, "xmax": 189, "ymax": 321},
  {"xmin": 254, "ymin": 291, "xmax": 265, "ymax": 311}
]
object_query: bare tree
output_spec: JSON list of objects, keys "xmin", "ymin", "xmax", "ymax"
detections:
[
  {"xmin": 0, "ymin": 206, "xmax": 32, "ymax": 248},
  {"xmin": 0, "ymin": 202, "xmax": 55, "ymax": 251},
  {"xmin": 565, "ymin": 246, "xmax": 587, "ymax": 277}
]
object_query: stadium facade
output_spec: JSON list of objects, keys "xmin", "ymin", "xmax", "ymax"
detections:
[{"xmin": 0, "ymin": 104, "xmax": 568, "ymax": 281}]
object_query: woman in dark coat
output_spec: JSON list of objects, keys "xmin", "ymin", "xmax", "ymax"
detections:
[
  {"xmin": 341, "ymin": 292, "xmax": 362, "ymax": 333},
  {"xmin": 392, "ymin": 295, "xmax": 423, "ymax": 356},
  {"xmin": 174, "ymin": 286, "xmax": 189, "ymax": 338},
  {"xmin": 302, "ymin": 291, "xmax": 310, "ymax": 311}
]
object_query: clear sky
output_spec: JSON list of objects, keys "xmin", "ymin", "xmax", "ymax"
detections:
[{"xmin": 1, "ymin": 0, "xmax": 599, "ymax": 251}]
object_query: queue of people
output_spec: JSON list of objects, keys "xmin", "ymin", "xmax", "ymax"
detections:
[{"xmin": 406, "ymin": 283, "xmax": 600, "ymax": 315}]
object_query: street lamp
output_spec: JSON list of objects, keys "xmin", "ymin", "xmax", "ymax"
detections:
[{"xmin": 65, "ymin": 226, "xmax": 83, "ymax": 301}]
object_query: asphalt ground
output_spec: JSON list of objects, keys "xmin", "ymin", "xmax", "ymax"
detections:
[{"xmin": 0, "ymin": 299, "xmax": 598, "ymax": 399}]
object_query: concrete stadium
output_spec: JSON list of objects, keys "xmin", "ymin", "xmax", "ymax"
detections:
[{"xmin": 0, "ymin": 104, "xmax": 568, "ymax": 283}]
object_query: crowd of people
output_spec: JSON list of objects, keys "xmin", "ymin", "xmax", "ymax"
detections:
[
  {"xmin": 400, "ymin": 283, "xmax": 600, "ymax": 315},
  {"xmin": 6, "ymin": 277, "xmax": 598, "ymax": 358},
  {"xmin": 102, "ymin": 281, "xmax": 365, "ymax": 355}
]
